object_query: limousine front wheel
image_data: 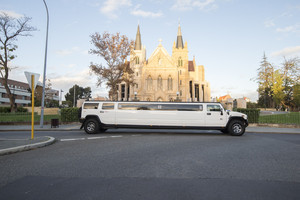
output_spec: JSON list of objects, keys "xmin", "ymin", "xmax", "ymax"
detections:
[
  {"xmin": 228, "ymin": 120, "xmax": 245, "ymax": 136},
  {"xmin": 84, "ymin": 119, "xmax": 99, "ymax": 134}
]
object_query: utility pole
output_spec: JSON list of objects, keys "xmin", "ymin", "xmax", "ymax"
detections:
[
  {"xmin": 40, "ymin": 0, "xmax": 49, "ymax": 128},
  {"xmin": 73, "ymin": 85, "xmax": 76, "ymax": 107}
]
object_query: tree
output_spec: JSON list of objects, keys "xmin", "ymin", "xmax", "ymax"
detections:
[
  {"xmin": 89, "ymin": 32, "xmax": 135, "ymax": 100},
  {"xmin": 0, "ymin": 12, "xmax": 36, "ymax": 112},
  {"xmin": 281, "ymin": 57, "xmax": 300, "ymax": 110},
  {"xmin": 65, "ymin": 84, "xmax": 92, "ymax": 107},
  {"xmin": 272, "ymin": 70, "xmax": 284, "ymax": 109},
  {"xmin": 256, "ymin": 53, "xmax": 274, "ymax": 108}
]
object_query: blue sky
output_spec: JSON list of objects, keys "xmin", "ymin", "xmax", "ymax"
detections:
[{"xmin": 1, "ymin": 0, "xmax": 300, "ymax": 101}]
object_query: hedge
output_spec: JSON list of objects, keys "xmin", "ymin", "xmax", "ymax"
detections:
[
  {"xmin": 0, "ymin": 107, "xmax": 11, "ymax": 113},
  {"xmin": 234, "ymin": 108, "xmax": 260, "ymax": 123},
  {"xmin": 61, "ymin": 107, "xmax": 80, "ymax": 122},
  {"xmin": 0, "ymin": 107, "xmax": 28, "ymax": 113}
]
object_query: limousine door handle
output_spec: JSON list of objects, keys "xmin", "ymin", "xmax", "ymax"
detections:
[
  {"xmin": 207, "ymin": 113, "xmax": 211, "ymax": 115},
  {"xmin": 100, "ymin": 111, "xmax": 104, "ymax": 113}
]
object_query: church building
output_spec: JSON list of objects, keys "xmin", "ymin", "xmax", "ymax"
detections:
[{"xmin": 117, "ymin": 24, "xmax": 211, "ymax": 102}]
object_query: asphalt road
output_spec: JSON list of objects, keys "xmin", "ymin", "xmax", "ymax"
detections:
[{"xmin": 0, "ymin": 130, "xmax": 299, "ymax": 200}]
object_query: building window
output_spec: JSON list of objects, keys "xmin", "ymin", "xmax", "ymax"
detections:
[
  {"xmin": 180, "ymin": 80, "xmax": 182, "ymax": 85},
  {"xmin": 178, "ymin": 57, "xmax": 183, "ymax": 67},
  {"xmin": 147, "ymin": 76, "xmax": 152, "ymax": 91},
  {"xmin": 136, "ymin": 72, "xmax": 138, "ymax": 76},
  {"xmin": 167, "ymin": 76, "xmax": 173, "ymax": 91},
  {"xmin": 180, "ymin": 90, "xmax": 182, "ymax": 96},
  {"xmin": 157, "ymin": 75, "xmax": 162, "ymax": 90},
  {"xmin": 135, "ymin": 57, "xmax": 139, "ymax": 64},
  {"xmin": 136, "ymin": 84, "xmax": 138, "ymax": 89}
]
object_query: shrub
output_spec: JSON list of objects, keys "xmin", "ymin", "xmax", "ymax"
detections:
[
  {"xmin": 235, "ymin": 108, "xmax": 260, "ymax": 123},
  {"xmin": 61, "ymin": 107, "xmax": 79, "ymax": 122},
  {"xmin": 0, "ymin": 107, "xmax": 11, "ymax": 113},
  {"xmin": 17, "ymin": 107, "xmax": 28, "ymax": 113}
]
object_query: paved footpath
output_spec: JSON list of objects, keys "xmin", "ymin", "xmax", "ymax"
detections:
[{"xmin": 0, "ymin": 123, "xmax": 299, "ymax": 156}]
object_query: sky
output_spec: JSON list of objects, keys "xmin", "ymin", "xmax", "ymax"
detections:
[{"xmin": 1, "ymin": 0, "xmax": 300, "ymax": 102}]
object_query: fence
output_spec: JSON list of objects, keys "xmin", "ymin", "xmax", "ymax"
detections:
[{"xmin": 0, "ymin": 112, "xmax": 60, "ymax": 123}]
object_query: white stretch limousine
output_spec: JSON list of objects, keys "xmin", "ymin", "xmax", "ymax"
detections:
[{"xmin": 79, "ymin": 101, "xmax": 248, "ymax": 136}]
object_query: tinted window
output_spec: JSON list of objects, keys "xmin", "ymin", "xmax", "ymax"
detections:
[
  {"xmin": 102, "ymin": 103, "xmax": 114, "ymax": 110},
  {"xmin": 118, "ymin": 103, "xmax": 203, "ymax": 111},
  {"xmin": 83, "ymin": 103, "xmax": 99, "ymax": 109},
  {"xmin": 118, "ymin": 103, "xmax": 158, "ymax": 110},
  {"xmin": 207, "ymin": 105, "xmax": 221, "ymax": 112},
  {"xmin": 160, "ymin": 104, "xmax": 202, "ymax": 111}
]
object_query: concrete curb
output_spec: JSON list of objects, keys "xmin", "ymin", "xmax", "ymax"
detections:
[{"xmin": 0, "ymin": 136, "xmax": 56, "ymax": 156}]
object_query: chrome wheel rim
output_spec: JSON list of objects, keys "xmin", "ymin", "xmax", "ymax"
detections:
[
  {"xmin": 87, "ymin": 122, "xmax": 95, "ymax": 132},
  {"xmin": 233, "ymin": 123, "xmax": 242, "ymax": 134}
]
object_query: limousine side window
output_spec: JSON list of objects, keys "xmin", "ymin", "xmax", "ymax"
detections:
[
  {"xmin": 83, "ymin": 103, "xmax": 99, "ymax": 109},
  {"xmin": 102, "ymin": 103, "xmax": 114, "ymax": 110},
  {"xmin": 118, "ymin": 103, "xmax": 158, "ymax": 110},
  {"xmin": 160, "ymin": 104, "xmax": 203, "ymax": 111},
  {"xmin": 207, "ymin": 105, "xmax": 222, "ymax": 112},
  {"xmin": 118, "ymin": 103, "xmax": 203, "ymax": 111}
]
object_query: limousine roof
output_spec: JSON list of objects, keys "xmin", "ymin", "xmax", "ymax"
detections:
[{"xmin": 84, "ymin": 101, "xmax": 221, "ymax": 104}]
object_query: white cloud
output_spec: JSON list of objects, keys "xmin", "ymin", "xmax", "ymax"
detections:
[
  {"xmin": 56, "ymin": 47, "xmax": 84, "ymax": 56},
  {"xmin": 276, "ymin": 24, "xmax": 300, "ymax": 33},
  {"xmin": 50, "ymin": 68, "xmax": 108, "ymax": 99},
  {"xmin": 270, "ymin": 46, "xmax": 300, "ymax": 57},
  {"xmin": 100, "ymin": 0, "xmax": 132, "ymax": 19},
  {"xmin": 264, "ymin": 19, "xmax": 275, "ymax": 28},
  {"xmin": 0, "ymin": 10, "xmax": 23, "ymax": 18},
  {"xmin": 131, "ymin": 5, "xmax": 163, "ymax": 18},
  {"xmin": 171, "ymin": 0, "xmax": 216, "ymax": 11}
]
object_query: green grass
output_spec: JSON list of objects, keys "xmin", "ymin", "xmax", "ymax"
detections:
[
  {"xmin": 0, "ymin": 113, "xmax": 60, "ymax": 123},
  {"xmin": 259, "ymin": 112, "xmax": 300, "ymax": 125}
]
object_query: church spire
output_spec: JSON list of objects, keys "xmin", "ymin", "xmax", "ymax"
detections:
[
  {"xmin": 176, "ymin": 22, "xmax": 184, "ymax": 49},
  {"xmin": 134, "ymin": 24, "xmax": 142, "ymax": 50}
]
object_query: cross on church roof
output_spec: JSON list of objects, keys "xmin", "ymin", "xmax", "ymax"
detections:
[{"xmin": 158, "ymin": 39, "xmax": 162, "ymax": 45}]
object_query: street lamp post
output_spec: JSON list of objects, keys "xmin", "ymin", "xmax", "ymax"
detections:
[{"xmin": 40, "ymin": 0, "xmax": 49, "ymax": 128}]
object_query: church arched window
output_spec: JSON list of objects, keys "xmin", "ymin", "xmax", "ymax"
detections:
[
  {"xmin": 147, "ymin": 75, "xmax": 152, "ymax": 91},
  {"xmin": 157, "ymin": 75, "xmax": 162, "ymax": 90},
  {"xmin": 167, "ymin": 76, "xmax": 173, "ymax": 91},
  {"xmin": 178, "ymin": 57, "xmax": 183, "ymax": 67},
  {"xmin": 135, "ymin": 57, "xmax": 140, "ymax": 64}
]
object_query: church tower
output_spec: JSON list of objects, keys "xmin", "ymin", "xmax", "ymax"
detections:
[
  {"xmin": 131, "ymin": 24, "xmax": 146, "ymax": 66},
  {"xmin": 172, "ymin": 23, "xmax": 188, "ymax": 68},
  {"xmin": 172, "ymin": 23, "xmax": 189, "ymax": 99}
]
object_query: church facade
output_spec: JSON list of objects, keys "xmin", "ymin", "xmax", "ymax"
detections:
[{"xmin": 117, "ymin": 24, "xmax": 211, "ymax": 102}]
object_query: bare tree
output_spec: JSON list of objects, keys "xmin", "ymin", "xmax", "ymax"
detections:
[
  {"xmin": 0, "ymin": 13, "xmax": 36, "ymax": 112},
  {"xmin": 89, "ymin": 32, "xmax": 134, "ymax": 100}
]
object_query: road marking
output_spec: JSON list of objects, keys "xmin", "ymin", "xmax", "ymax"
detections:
[
  {"xmin": 87, "ymin": 136, "xmax": 108, "ymax": 140},
  {"xmin": 60, "ymin": 135, "xmax": 124, "ymax": 142},
  {"xmin": 60, "ymin": 138, "xmax": 85, "ymax": 142},
  {"xmin": 131, "ymin": 135, "xmax": 141, "ymax": 137}
]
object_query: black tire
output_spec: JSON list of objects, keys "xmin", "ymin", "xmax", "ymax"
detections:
[
  {"xmin": 228, "ymin": 120, "xmax": 245, "ymax": 136},
  {"xmin": 84, "ymin": 118, "xmax": 99, "ymax": 134}
]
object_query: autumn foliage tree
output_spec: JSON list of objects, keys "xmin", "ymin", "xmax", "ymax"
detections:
[
  {"xmin": 89, "ymin": 32, "xmax": 134, "ymax": 100},
  {"xmin": 256, "ymin": 53, "xmax": 300, "ymax": 111},
  {"xmin": 0, "ymin": 13, "xmax": 36, "ymax": 112}
]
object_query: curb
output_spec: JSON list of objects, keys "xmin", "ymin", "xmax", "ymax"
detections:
[{"xmin": 0, "ymin": 136, "xmax": 56, "ymax": 156}]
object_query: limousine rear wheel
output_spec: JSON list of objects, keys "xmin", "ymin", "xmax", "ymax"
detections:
[
  {"xmin": 84, "ymin": 119, "xmax": 99, "ymax": 134},
  {"xmin": 228, "ymin": 120, "xmax": 245, "ymax": 136}
]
